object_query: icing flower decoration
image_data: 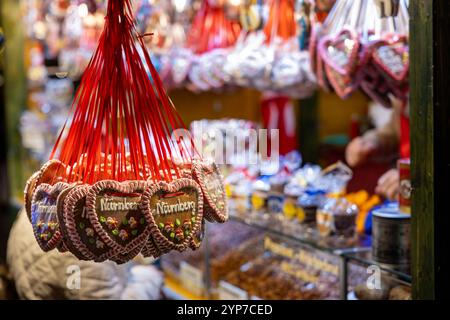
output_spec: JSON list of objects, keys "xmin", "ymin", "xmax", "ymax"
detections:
[
  {"xmin": 96, "ymin": 240, "xmax": 105, "ymax": 249},
  {"xmin": 183, "ymin": 219, "xmax": 192, "ymax": 231},
  {"xmin": 106, "ymin": 217, "xmax": 119, "ymax": 230},
  {"xmin": 85, "ymin": 228, "xmax": 95, "ymax": 237},
  {"xmin": 164, "ymin": 221, "xmax": 174, "ymax": 234},
  {"xmin": 40, "ymin": 233, "xmax": 50, "ymax": 241},
  {"xmin": 37, "ymin": 221, "xmax": 45, "ymax": 230},
  {"xmin": 128, "ymin": 217, "xmax": 138, "ymax": 229},
  {"xmin": 119, "ymin": 229, "xmax": 129, "ymax": 241},
  {"xmin": 47, "ymin": 222, "xmax": 57, "ymax": 231},
  {"xmin": 174, "ymin": 229, "xmax": 184, "ymax": 242}
]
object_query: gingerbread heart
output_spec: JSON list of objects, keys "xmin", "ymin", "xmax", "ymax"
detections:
[
  {"xmin": 109, "ymin": 246, "xmax": 142, "ymax": 264},
  {"xmin": 59, "ymin": 185, "xmax": 115, "ymax": 261},
  {"xmin": 31, "ymin": 182, "xmax": 69, "ymax": 252},
  {"xmin": 192, "ymin": 159, "xmax": 228, "ymax": 223},
  {"xmin": 189, "ymin": 218, "xmax": 205, "ymax": 251},
  {"xmin": 141, "ymin": 236, "xmax": 162, "ymax": 259},
  {"xmin": 54, "ymin": 184, "xmax": 78, "ymax": 253},
  {"xmin": 372, "ymin": 36, "xmax": 409, "ymax": 83},
  {"xmin": 324, "ymin": 64, "xmax": 360, "ymax": 99},
  {"xmin": 319, "ymin": 29, "xmax": 361, "ymax": 76},
  {"xmin": 25, "ymin": 160, "xmax": 67, "ymax": 222},
  {"xmin": 86, "ymin": 180, "xmax": 150, "ymax": 257},
  {"xmin": 360, "ymin": 62, "xmax": 393, "ymax": 108},
  {"xmin": 141, "ymin": 179, "xmax": 203, "ymax": 254},
  {"xmin": 24, "ymin": 171, "xmax": 41, "ymax": 222}
]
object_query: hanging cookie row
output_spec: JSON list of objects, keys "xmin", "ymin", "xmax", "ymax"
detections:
[{"xmin": 25, "ymin": 158, "xmax": 228, "ymax": 264}]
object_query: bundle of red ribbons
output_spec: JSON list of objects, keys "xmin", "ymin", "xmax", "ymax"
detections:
[{"xmin": 24, "ymin": 0, "xmax": 228, "ymax": 264}]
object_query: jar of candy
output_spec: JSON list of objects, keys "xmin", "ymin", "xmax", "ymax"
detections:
[
  {"xmin": 297, "ymin": 189, "xmax": 326, "ymax": 225},
  {"xmin": 316, "ymin": 198, "xmax": 358, "ymax": 237}
]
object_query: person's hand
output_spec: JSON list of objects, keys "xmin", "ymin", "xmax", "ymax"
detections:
[
  {"xmin": 345, "ymin": 137, "xmax": 378, "ymax": 167},
  {"xmin": 375, "ymin": 169, "xmax": 400, "ymax": 201}
]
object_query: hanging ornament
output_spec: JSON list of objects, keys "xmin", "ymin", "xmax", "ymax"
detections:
[
  {"xmin": 25, "ymin": 0, "xmax": 228, "ymax": 264},
  {"xmin": 311, "ymin": 0, "xmax": 409, "ymax": 106}
]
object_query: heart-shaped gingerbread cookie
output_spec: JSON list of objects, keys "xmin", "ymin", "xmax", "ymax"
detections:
[
  {"xmin": 141, "ymin": 236, "xmax": 162, "ymax": 259},
  {"xmin": 109, "ymin": 246, "xmax": 143, "ymax": 264},
  {"xmin": 372, "ymin": 35, "xmax": 409, "ymax": 83},
  {"xmin": 189, "ymin": 218, "xmax": 205, "ymax": 251},
  {"xmin": 25, "ymin": 160, "xmax": 67, "ymax": 222},
  {"xmin": 31, "ymin": 182, "xmax": 69, "ymax": 252},
  {"xmin": 192, "ymin": 159, "xmax": 228, "ymax": 223},
  {"xmin": 141, "ymin": 179, "xmax": 203, "ymax": 254},
  {"xmin": 324, "ymin": 64, "xmax": 360, "ymax": 99},
  {"xmin": 319, "ymin": 29, "xmax": 361, "ymax": 76},
  {"xmin": 86, "ymin": 180, "xmax": 150, "ymax": 257},
  {"xmin": 59, "ymin": 185, "xmax": 114, "ymax": 261}
]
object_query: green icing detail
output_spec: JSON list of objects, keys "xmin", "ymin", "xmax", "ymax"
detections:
[
  {"xmin": 122, "ymin": 219, "xmax": 128, "ymax": 225},
  {"xmin": 191, "ymin": 217, "xmax": 196, "ymax": 224},
  {"xmin": 131, "ymin": 230, "xmax": 138, "ymax": 236},
  {"xmin": 112, "ymin": 229, "xmax": 119, "ymax": 236},
  {"xmin": 170, "ymin": 232, "xmax": 175, "ymax": 239},
  {"xmin": 158, "ymin": 223, "xmax": 164, "ymax": 230},
  {"xmin": 175, "ymin": 219, "xmax": 181, "ymax": 226},
  {"xmin": 140, "ymin": 218, "xmax": 145, "ymax": 225},
  {"xmin": 89, "ymin": 238, "xmax": 95, "ymax": 244},
  {"xmin": 100, "ymin": 216, "xmax": 107, "ymax": 223},
  {"xmin": 79, "ymin": 222, "xmax": 85, "ymax": 229}
]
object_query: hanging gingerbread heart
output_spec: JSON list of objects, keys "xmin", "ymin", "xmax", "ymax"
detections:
[
  {"xmin": 141, "ymin": 236, "xmax": 162, "ymax": 259},
  {"xmin": 31, "ymin": 182, "xmax": 69, "ymax": 252},
  {"xmin": 319, "ymin": 29, "xmax": 361, "ymax": 76},
  {"xmin": 86, "ymin": 180, "xmax": 151, "ymax": 256},
  {"xmin": 59, "ymin": 185, "xmax": 114, "ymax": 262},
  {"xmin": 316, "ymin": 50, "xmax": 332, "ymax": 92},
  {"xmin": 192, "ymin": 159, "xmax": 228, "ymax": 223},
  {"xmin": 54, "ymin": 184, "xmax": 77, "ymax": 253},
  {"xmin": 109, "ymin": 247, "xmax": 143, "ymax": 264},
  {"xmin": 24, "ymin": 172, "xmax": 41, "ymax": 222},
  {"xmin": 372, "ymin": 35, "xmax": 409, "ymax": 84},
  {"xmin": 189, "ymin": 217, "xmax": 206, "ymax": 251},
  {"xmin": 141, "ymin": 179, "xmax": 203, "ymax": 254},
  {"xmin": 324, "ymin": 64, "xmax": 360, "ymax": 99},
  {"xmin": 25, "ymin": 159, "xmax": 67, "ymax": 221}
]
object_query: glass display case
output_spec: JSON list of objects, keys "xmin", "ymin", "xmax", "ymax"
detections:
[{"xmin": 161, "ymin": 208, "xmax": 412, "ymax": 300}]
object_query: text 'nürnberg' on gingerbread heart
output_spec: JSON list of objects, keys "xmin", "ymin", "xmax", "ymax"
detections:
[{"xmin": 141, "ymin": 179, "xmax": 203, "ymax": 254}]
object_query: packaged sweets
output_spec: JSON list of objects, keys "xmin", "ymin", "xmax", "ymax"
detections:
[{"xmin": 251, "ymin": 178, "xmax": 271, "ymax": 212}]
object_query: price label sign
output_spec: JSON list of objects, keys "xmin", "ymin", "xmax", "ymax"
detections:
[
  {"xmin": 218, "ymin": 281, "xmax": 248, "ymax": 300},
  {"xmin": 180, "ymin": 262, "xmax": 204, "ymax": 297}
]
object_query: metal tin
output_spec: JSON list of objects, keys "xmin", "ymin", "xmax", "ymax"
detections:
[
  {"xmin": 372, "ymin": 205, "xmax": 410, "ymax": 271},
  {"xmin": 398, "ymin": 158, "xmax": 411, "ymax": 214}
]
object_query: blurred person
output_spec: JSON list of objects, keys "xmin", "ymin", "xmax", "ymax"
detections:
[
  {"xmin": 346, "ymin": 97, "xmax": 409, "ymax": 201},
  {"xmin": 6, "ymin": 210, "xmax": 164, "ymax": 300}
]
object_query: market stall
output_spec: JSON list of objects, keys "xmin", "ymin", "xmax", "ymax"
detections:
[{"xmin": 0, "ymin": 0, "xmax": 448, "ymax": 301}]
